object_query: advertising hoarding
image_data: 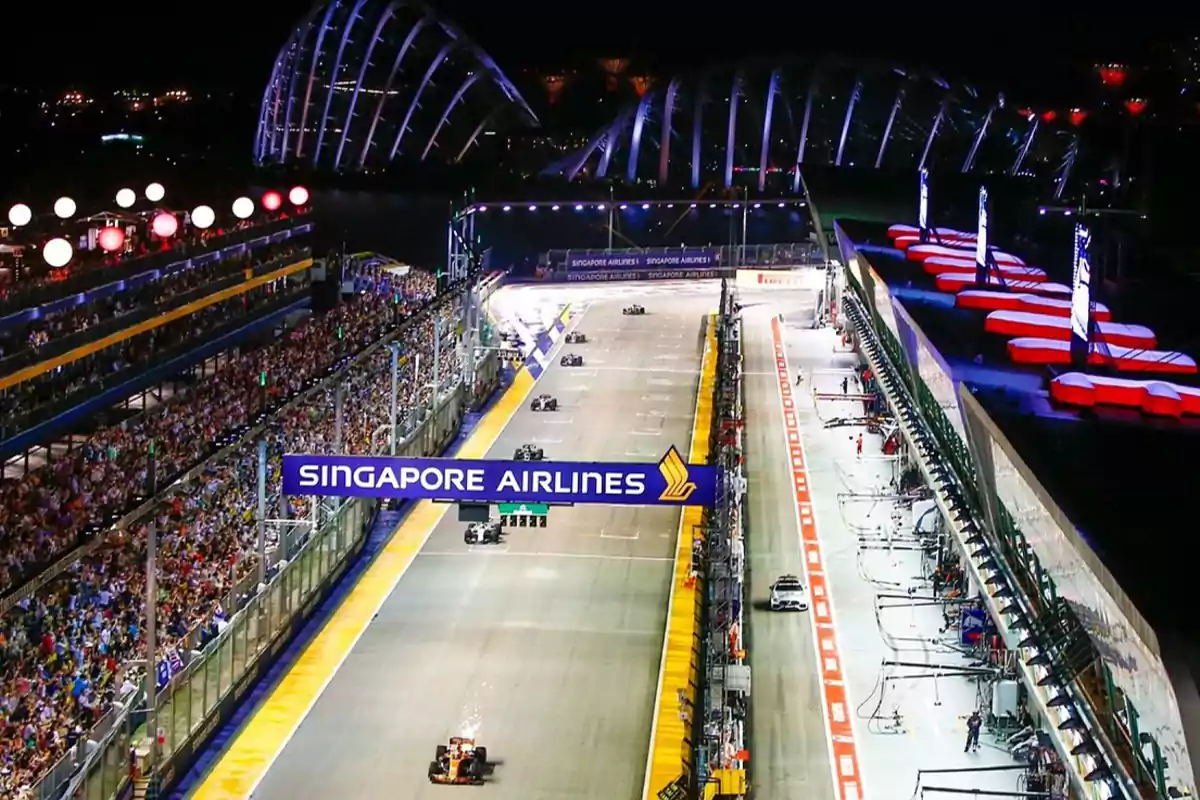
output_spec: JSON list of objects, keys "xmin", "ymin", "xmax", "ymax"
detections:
[
  {"xmin": 564, "ymin": 248, "xmax": 720, "ymax": 270},
  {"xmin": 563, "ymin": 267, "xmax": 731, "ymax": 282},
  {"xmin": 282, "ymin": 446, "xmax": 718, "ymax": 506}
]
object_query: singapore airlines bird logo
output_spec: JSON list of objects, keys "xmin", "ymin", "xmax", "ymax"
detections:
[{"xmin": 657, "ymin": 446, "xmax": 697, "ymax": 503}]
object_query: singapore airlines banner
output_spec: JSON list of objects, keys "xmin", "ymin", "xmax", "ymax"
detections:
[
  {"xmin": 282, "ymin": 446, "xmax": 719, "ymax": 506},
  {"xmin": 562, "ymin": 248, "xmax": 730, "ymax": 282}
]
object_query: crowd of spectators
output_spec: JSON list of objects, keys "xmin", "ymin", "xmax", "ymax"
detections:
[
  {"xmin": 0, "ymin": 246, "xmax": 312, "ymax": 436},
  {"xmin": 0, "ymin": 268, "xmax": 451, "ymax": 796}
]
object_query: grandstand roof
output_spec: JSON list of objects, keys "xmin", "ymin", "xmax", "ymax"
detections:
[
  {"xmin": 544, "ymin": 58, "xmax": 1087, "ymax": 194},
  {"xmin": 256, "ymin": 0, "xmax": 538, "ymax": 172}
]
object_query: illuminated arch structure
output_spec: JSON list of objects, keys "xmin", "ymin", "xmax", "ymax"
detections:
[
  {"xmin": 543, "ymin": 60, "xmax": 1082, "ymax": 197},
  {"xmin": 256, "ymin": 0, "xmax": 538, "ymax": 171}
]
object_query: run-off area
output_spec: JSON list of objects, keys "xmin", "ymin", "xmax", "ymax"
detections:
[{"xmin": 250, "ymin": 291, "xmax": 715, "ymax": 800}]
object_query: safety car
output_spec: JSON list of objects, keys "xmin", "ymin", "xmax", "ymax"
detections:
[
  {"xmin": 623, "ymin": 304, "xmax": 646, "ymax": 315},
  {"xmin": 560, "ymin": 353, "xmax": 584, "ymax": 367},
  {"xmin": 513, "ymin": 444, "xmax": 544, "ymax": 461},
  {"xmin": 530, "ymin": 394, "xmax": 558, "ymax": 412},
  {"xmin": 564, "ymin": 331, "xmax": 587, "ymax": 344},
  {"xmin": 428, "ymin": 737, "xmax": 489, "ymax": 785},
  {"xmin": 463, "ymin": 520, "xmax": 503, "ymax": 545},
  {"xmin": 769, "ymin": 575, "xmax": 810, "ymax": 611}
]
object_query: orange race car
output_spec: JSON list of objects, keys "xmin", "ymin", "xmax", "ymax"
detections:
[{"xmin": 428, "ymin": 737, "xmax": 489, "ymax": 785}]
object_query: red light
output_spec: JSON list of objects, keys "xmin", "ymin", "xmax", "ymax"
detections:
[
  {"xmin": 98, "ymin": 227, "xmax": 125, "ymax": 252},
  {"xmin": 1017, "ymin": 108, "xmax": 1033, "ymax": 119},
  {"xmin": 1069, "ymin": 109, "xmax": 1088, "ymax": 126},
  {"xmin": 1125, "ymin": 98, "xmax": 1147, "ymax": 116},
  {"xmin": 262, "ymin": 191, "xmax": 283, "ymax": 211},
  {"xmin": 1097, "ymin": 65, "xmax": 1127, "ymax": 88},
  {"xmin": 152, "ymin": 213, "xmax": 179, "ymax": 238},
  {"xmin": 1040, "ymin": 110, "xmax": 1058, "ymax": 123}
]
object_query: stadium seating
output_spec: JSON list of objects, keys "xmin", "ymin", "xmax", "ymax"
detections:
[{"xmin": 0, "ymin": 269, "xmax": 454, "ymax": 796}]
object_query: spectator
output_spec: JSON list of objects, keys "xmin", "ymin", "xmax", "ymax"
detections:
[{"xmin": 0, "ymin": 268, "xmax": 455, "ymax": 796}]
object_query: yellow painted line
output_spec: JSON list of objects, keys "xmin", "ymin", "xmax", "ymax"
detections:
[
  {"xmin": 191, "ymin": 367, "xmax": 538, "ymax": 800},
  {"xmin": 644, "ymin": 314, "xmax": 717, "ymax": 798},
  {"xmin": 0, "ymin": 258, "xmax": 314, "ymax": 392}
]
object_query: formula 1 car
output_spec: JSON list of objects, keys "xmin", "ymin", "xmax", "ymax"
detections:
[
  {"xmin": 623, "ymin": 304, "xmax": 646, "ymax": 315},
  {"xmin": 463, "ymin": 520, "xmax": 503, "ymax": 545},
  {"xmin": 560, "ymin": 353, "xmax": 584, "ymax": 367},
  {"xmin": 564, "ymin": 331, "xmax": 587, "ymax": 344},
  {"xmin": 513, "ymin": 444, "xmax": 545, "ymax": 461},
  {"xmin": 530, "ymin": 394, "xmax": 558, "ymax": 412},
  {"xmin": 429, "ymin": 737, "xmax": 489, "ymax": 785}
]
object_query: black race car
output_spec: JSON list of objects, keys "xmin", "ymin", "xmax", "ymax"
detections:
[
  {"xmin": 560, "ymin": 353, "xmax": 584, "ymax": 367},
  {"xmin": 513, "ymin": 444, "xmax": 544, "ymax": 461},
  {"xmin": 623, "ymin": 304, "xmax": 646, "ymax": 315},
  {"xmin": 564, "ymin": 331, "xmax": 587, "ymax": 344},
  {"xmin": 463, "ymin": 520, "xmax": 503, "ymax": 545},
  {"xmin": 530, "ymin": 394, "xmax": 558, "ymax": 412}
]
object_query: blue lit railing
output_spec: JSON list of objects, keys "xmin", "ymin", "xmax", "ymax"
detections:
[{"xmin": 0, "ymin": 219, "xmax": 313, "ymax": 328}]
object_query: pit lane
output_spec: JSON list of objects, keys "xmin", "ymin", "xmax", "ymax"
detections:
[{"xmin": 250, "ymin": 290, "xmax": 715, "ymax": 800}]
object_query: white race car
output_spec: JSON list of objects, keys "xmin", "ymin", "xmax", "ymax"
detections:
[
  {"xmin": 769, "ymin": 575, "xmax": 810, "ymax": 611},
  {"xmin": 464, "ymin": 520, "xmax": 503, "ymax": 545}
]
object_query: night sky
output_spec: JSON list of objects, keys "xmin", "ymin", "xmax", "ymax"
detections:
[{"xmin": 3, "ymin": 2, "xmax": 1163, "ymax": 96}]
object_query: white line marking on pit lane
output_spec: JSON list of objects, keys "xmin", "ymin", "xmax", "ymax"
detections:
[
  {"xmin": 600, "ymin": 528, "xmax": 641, "ymax": 540},
  {"xmin": 625, "ymin": 449, "xmax": 658, "ymax": 458},
  {"xmin": 542, "ymin": 417, "xmax": 575, "ymax": 425},
  {"xmin": 419, "ymin": 551, "xmax": 669, "ymax": 562},
  {"xmin": 631, "ymin": 429, "xmax": 662, "ymax": 436},
  {"xmin": 592, "ymin": 367, "xmax": 699, "ymax": 375},
  {"xmin": 641, "ymin": 394, "xmax": 672, "ymax": 402},
  {"xmin": 648, "ymin": 378, "xmax": 677, "ymax": 387}
]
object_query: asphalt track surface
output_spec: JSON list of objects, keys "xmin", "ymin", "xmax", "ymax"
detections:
[
  {"xmin": 741, "ymin": 302, "xmax": 837, "ymax": 800},
  {"xmin": 252, "ymin": 296, "xmax": 711, "ymax": 800}
]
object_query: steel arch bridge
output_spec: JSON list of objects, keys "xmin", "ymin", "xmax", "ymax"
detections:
[
  {"xmin": 255, "ymin": 0, "xmax": 538, "ymax": 171},
  {"xmin": 542, "ymin": 60, "xmax": 1082, "ymax": 198}
]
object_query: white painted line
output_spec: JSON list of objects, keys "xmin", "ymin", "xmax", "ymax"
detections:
[
  {"xmin": 530, "ymin": 437, "xmax": 562, "ymax": 444},
  {"xmin": 560, "ymin": 385, "xmax": 590, "ymax": 392},
  {"xmin": 542, "ymin": 417, "xmax": 575, "ymax": 425},
  {"xmin": 593, "ymin": 367, "xmax": 700, "ymax": 375},
  {"xmin": 419, "ymin": 550, "xmax": 668, "ymax": 562},
  {"xmin": 641, "ymin": 394, "xmax": 672, "ymax": 402},
  {"xmin": 600, "ymin": 528, "xmax": 641, "ymax": 540},
  {"xmin": 632, "ymin": 429, "xmax": 662, "ymax": 436}
]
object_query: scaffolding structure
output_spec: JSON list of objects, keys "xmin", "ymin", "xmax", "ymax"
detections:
[{"xmin": 694, "ymin": 280, "xmax": 749, "ymax": 799}]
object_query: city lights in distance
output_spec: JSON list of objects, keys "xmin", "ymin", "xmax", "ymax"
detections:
[
  {"xmin": 43, "ymin": 237, "xmax": 73, "ymax": 267},
  {"xmin": 7, "ymin": 204, "xmax": 32, "ymax": 228},
  {"xmin": 54, "ymin": 197, "xmax": 77, "ymax": 219},
  {"xmin": 262, "ymin": 191, "xmax": 283, "ymax": 212},
  {"xmin": 152, "ymin": 213, "xmax": 178, "ymax": 238},
  {"xmin": 288, "ymin": 186, "xmax": 309, "ymax": 206},
  {"xmin": 232, "ymin": 196, "xmax": 255, "ymax": 220},
  {"xmin": 116, "ymin": 188, "xmax": 137, "ymax": 209},
  {"xmin": 145, "ymin": 182, "xmax": 165, "ymax": 203},
  {"xmin": 191, "ymin": 205, "xmax": 215, "ymax": 229},
  {"xmin": 98, "ymin": 227, "xmax": 125, "ymax": 253}
]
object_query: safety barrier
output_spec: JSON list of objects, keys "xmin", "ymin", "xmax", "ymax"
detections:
[
  {"xmin": 34, "ymin": 313, "xmax": 473, "ymax": 800},
  {"xmin": 643, "ymin": 312, "xmax": 717, "ymax": 800}
]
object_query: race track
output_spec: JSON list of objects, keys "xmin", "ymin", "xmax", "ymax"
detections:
[{"xmin": 251, "ymin": 290, "xmax": 715, "ymax": 800}]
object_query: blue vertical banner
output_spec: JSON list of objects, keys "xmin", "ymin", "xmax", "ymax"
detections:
[
  {"xmin": 1070, "ymin": 223, "xmax": 1092, "ymax": 364},
  {"xmin": 974, "ymin": 186, "xmax": 989, "ymax": 283}
]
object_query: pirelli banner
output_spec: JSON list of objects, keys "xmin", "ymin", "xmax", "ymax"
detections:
[{"xmin": 735, "ymin": 268, "xmax": 816, "ymax": 289}]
